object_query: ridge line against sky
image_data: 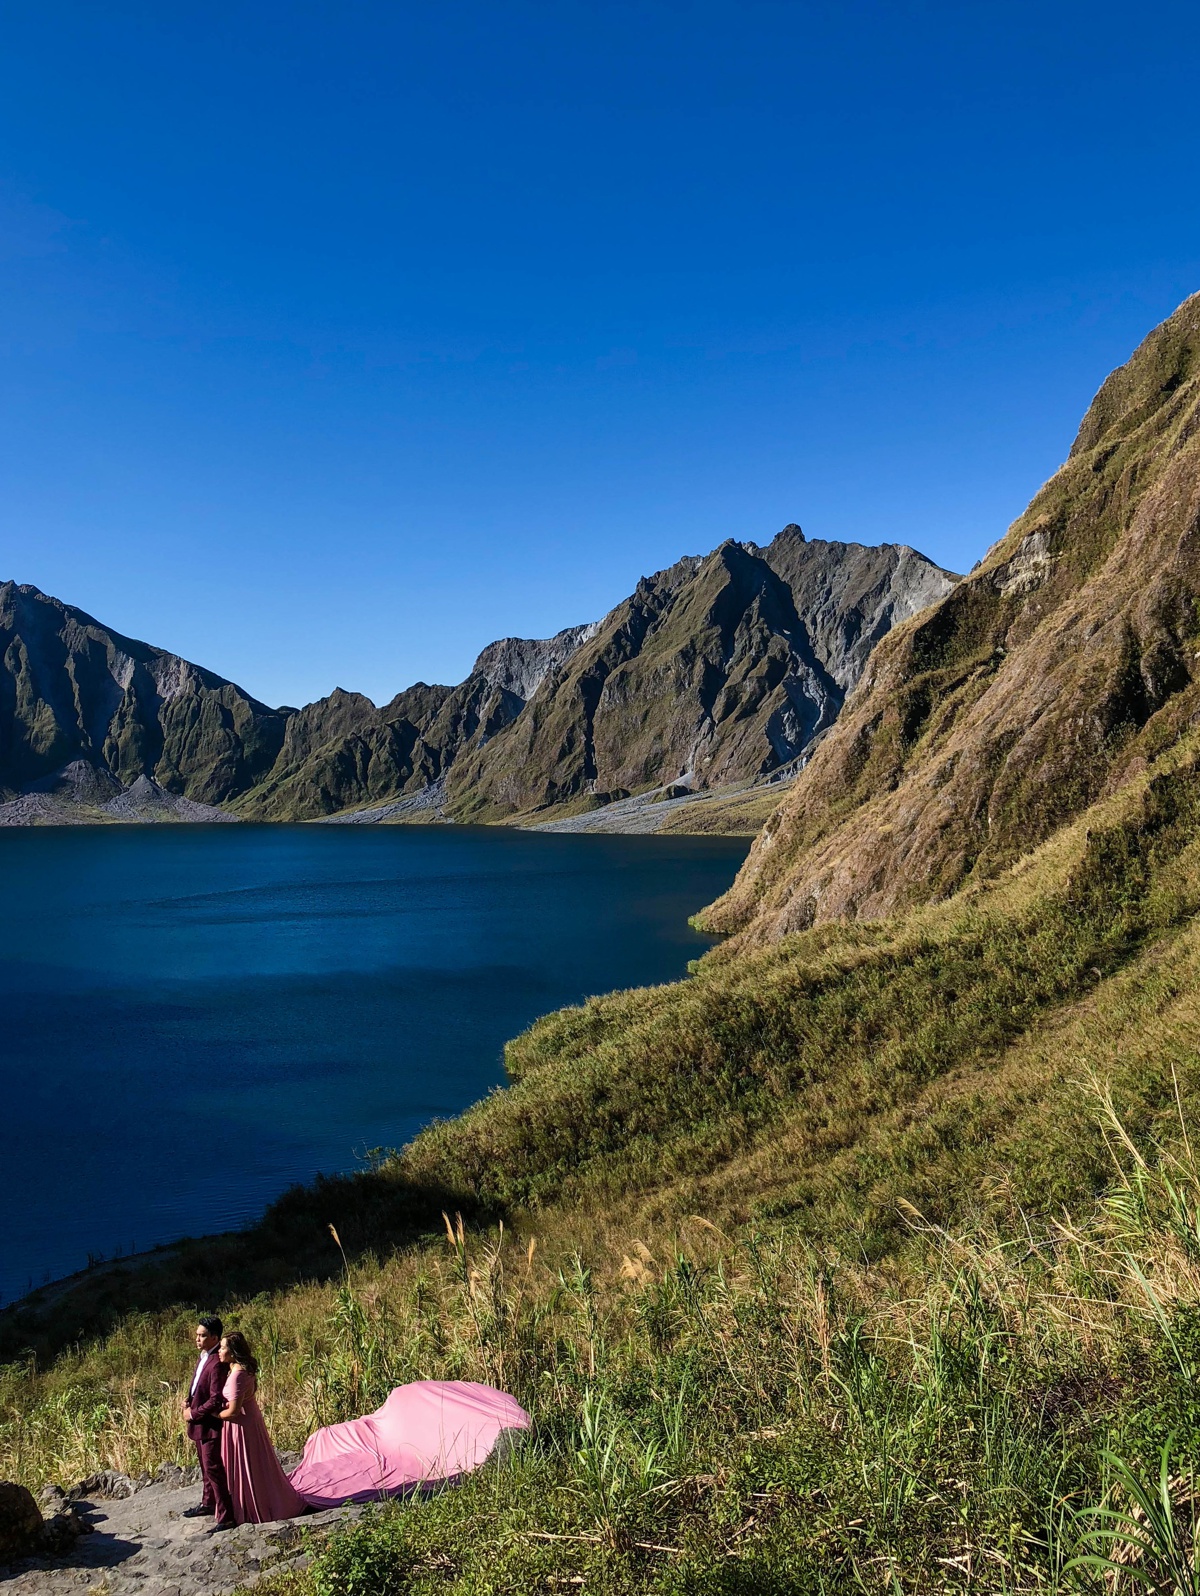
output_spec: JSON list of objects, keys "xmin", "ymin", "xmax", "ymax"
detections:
[{"xmin": 0, "ymin": 0, "xmax": 1198, "ymax": 708}]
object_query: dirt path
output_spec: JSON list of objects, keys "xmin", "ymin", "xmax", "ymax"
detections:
[{"xmin": 3, "ymin": 1469, "xmax": 364, "ymax": 1596}]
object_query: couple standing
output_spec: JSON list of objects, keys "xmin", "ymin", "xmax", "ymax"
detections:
[{"xmin": 183, "ymin": 1315, "xmax": 305, "ymax": 1529}]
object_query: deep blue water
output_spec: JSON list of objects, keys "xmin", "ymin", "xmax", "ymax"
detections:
[{"xmin": 0, "ymin": 824, "xmax": 747, "ymax": 1304}]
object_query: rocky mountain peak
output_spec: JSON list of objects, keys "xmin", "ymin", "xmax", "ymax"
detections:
[
  {"xmin": 441, "ymin": 529, "xmax": 955, "ymax": 822},
  {"xmin": 0, "ymin": 583, "xmax": 287, "ymax": 805},
  {"xmin": 470, "ymin": 623, "xmax": 600, "ymax": 701},
  {"xmin": 1, "ymin": 524, "xmax": 956, "ymax": 826}
]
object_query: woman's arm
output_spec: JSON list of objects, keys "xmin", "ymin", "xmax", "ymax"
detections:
[{"xmin": 218, "ymin": 1368, "xmax": 249, "ymax": 1419}]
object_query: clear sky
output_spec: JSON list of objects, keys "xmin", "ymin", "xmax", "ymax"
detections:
[{"xmin": 1, "ymin": 1, "xmax": 1198, "ymax": 708}]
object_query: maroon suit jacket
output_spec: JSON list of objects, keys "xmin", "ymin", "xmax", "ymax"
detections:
[{"xmin": 185, "ymin": 1351, "xmax": 226, "ymax": 1442}]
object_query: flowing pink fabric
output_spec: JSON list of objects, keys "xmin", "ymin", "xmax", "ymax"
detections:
[
  {"xmin": 220, "ymin": 1367, "xmax": 306, "ymax": 1525},
  {"xmin": 288, "ymin": 1380, "xmax": 531, "ymax": 1508}
]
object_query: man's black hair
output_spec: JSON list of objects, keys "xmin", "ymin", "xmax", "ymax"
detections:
[{"xmin": 197, "ymin": 1315, "xmax": 223, "ymax": 1338}]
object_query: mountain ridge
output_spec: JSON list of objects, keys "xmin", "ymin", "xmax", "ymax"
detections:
[
  {"xmin": 0, "ymin": 531, "xmax": 957, "ymax": 824},
  {"xmin": 0, "ymin": 581, "xmax": 289, "ymax": 806}
]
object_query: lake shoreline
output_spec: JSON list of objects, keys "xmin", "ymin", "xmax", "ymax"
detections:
[{"xmin": 0, "ymin": 770, "xmax": 792, "ymax": 835}]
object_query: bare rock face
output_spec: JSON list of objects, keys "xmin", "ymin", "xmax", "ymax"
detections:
[
  {"xmin": 472, "ymin": 624, "xmax": 601, "ymax": 700},
  {"xmin": 0, "ymin": 1482, "xmax": 44, "ymax": 1562},
  {"xmin": 71, "ymin": 1471, "xmax": 140, "ymax": 1500},
  {"xmin": 757, "ymin": 525, "xmax": 959, "ymax": 690},
  {"xmin": 36, "ymin": 1498, "xmax": 89, "ymax": 1555}
]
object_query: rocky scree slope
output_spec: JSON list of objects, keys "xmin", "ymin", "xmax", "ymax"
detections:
[
  {"xmin": 703, "ymin": 290, "xmax": 1200, "ymax": 940},
  {"xmin": 237, "ymin": 529, "xmax": 955, "ymax": 821},
  {"xmin": 0, "ymin": 535, "xmax": 953, "ymax": 821}
]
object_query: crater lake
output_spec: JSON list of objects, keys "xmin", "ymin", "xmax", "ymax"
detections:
[{"xmin": 0, "ymin": 824, "xmax": 748, "ymax": 1304}]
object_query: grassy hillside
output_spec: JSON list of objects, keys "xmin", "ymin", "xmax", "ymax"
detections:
[
  {"xmin": 5, "ymin": 725, "xmax": 1200, "ymax": 1591},
  {"xmin": 10, "ymin": 1127, "xmax": 1200, "ymax": 1595},
  {"xmin": 394, "ymin": 734, "xmax": 1200, "ymax": 1240},
  {"xmin": 7, "ymin": 300, "xmax": 1200, "ymax": 1592},
  {"xmin": 703, "ymin": 292, "xmax": 1200, "ymax": 938}
]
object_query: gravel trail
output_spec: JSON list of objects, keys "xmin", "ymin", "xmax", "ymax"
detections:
[{"xmin": 3, "ymin": 1469, "xmax": 365, "ymax": 1596}]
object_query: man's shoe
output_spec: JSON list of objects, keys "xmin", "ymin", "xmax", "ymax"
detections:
[
  {"xmin": 208, "ymin": 1521, "xmax": 235, "ymax": 1534},
  {"xmin": 182, "ymin": 1506, "xmax": 213, "ymax": 1519}
]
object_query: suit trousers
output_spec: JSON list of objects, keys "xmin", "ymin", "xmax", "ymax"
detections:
[{"xmin": 194, "ymin": 1432, "xmax": 235, "ymax": 1524}]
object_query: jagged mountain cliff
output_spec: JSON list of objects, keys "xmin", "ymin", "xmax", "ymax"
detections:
[
  {"xmin": 0, "ymin": 530, "xmax": 956, "ymax": 822},
  {"xmin": 704, "ymin": 290, "xmax": 1200, "ymax": 939},
  {"xmin": 234, "ymin": 529, "xmax": 956, "ymax": 821},
  {"xmin": 442, "ymin": 530, "xmax": 956, "ymax": 821},
  {"xmin": 0, "ymin": 583, "xmax": 288, "ymax": 804}
]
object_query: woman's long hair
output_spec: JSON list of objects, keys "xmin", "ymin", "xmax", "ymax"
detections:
[{"xmin": 221, "ymin": 1331, "xmax": 259, "ymax": 1375}]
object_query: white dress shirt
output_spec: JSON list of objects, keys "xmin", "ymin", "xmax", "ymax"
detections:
[{"xmin": 190, "ymin": 1348, "xmax": 212, "ymax": 1397}]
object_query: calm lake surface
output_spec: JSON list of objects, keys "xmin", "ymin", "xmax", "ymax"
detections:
[{"xmin": 0, "ymin": 824, "xmax": 748, "ymax": 1303}]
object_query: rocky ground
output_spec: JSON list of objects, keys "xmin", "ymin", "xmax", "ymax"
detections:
[
  {"xmin": 531, "ymin": 773, "xmax": 795, "ymax": 834},
  {"xmin": 2, "ymin": 1466, "xmax": 364, "ymax": 1596},
  {"xmin": 318, "ymin": 776, "xmax": 449, "ymax": 824},
  {"xmin": 532, "ymin": 784, "xmax": 728, "ymax": 833},
  {"xmin": 314, "ymin": 771, "xmax": 788, "ymax": 833},
  {"xmin": 0, "ymin": 767, "xmax": 235, "ymax": 826}
]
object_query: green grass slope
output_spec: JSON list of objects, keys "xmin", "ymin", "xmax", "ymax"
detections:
[
  {"xmin": 6, "ymin": 716, "xmax": 1200, "ymax": 1592},
  {"xmin": 390, "ymin": 732, "xmax": 1200, "ymax": 1232},
  {"xmin": 7, "ymin": 301, "xmax": 1200, "ymax": 1593}
]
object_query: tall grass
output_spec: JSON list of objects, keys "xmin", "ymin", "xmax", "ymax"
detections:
[
  {"xmin": 397, "ymin": 742, "xmax": 1200, "ymax": 1249},
  {"xmin": 8, "ymin": 742, "xmax": 1200, "ymax": 1588},
  {"xmin": 6, "ymin": 1096, "xmax": 1200, "ymax": 1590}
]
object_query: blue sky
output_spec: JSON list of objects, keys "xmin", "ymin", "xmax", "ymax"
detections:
[{"xmin": 1, "ymin": 0, "xmax": 1198, "ymax": 708}]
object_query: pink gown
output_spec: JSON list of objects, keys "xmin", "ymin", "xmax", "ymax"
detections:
[{"xmin": 219, "ymin": 1366, "xmax": 305, "ymax": 1525}]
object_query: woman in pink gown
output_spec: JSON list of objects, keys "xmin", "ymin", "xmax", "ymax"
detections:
[{"xmin": 217, "ymin": 1332, "xmax": 305, "ymax": 1525}]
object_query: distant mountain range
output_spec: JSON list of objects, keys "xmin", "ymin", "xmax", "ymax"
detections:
[{"xmin": 0, "ymin": 527, "xmax": 957, "ymax": 825}]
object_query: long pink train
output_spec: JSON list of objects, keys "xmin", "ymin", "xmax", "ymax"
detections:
[{"xmin": 287, "ymin": 1380, "xmax": 532, "ymax": 1508}]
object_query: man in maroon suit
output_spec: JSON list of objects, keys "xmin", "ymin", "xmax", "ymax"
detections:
[{"xmin": 182, "ymin": 1316, "xmax": 234, "ymax": 1529}]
